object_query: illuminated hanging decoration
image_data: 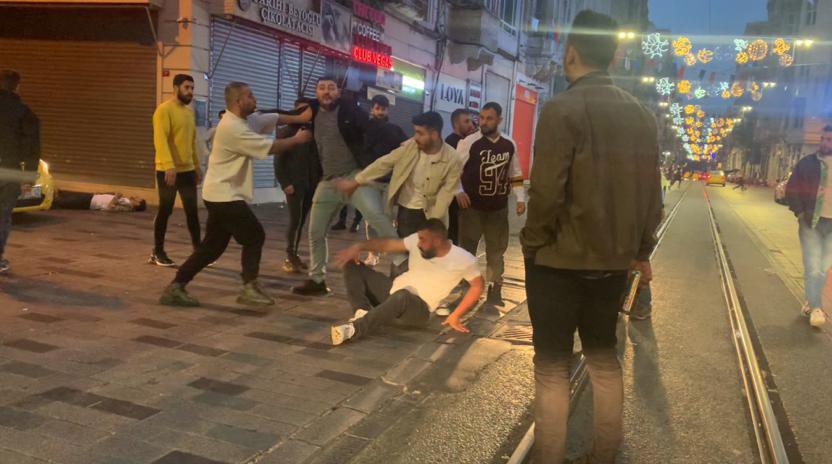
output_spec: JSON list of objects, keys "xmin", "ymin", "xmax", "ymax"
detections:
[
  {"xmin": 734, "ymin": 39, "xmax": 749, "ymax": 52},
  {"xmin": 750, "ymin": 82, "xmax": 760, "ymax": 94},
  {"xmin": 642, "ymin": 33, "xmax": 670, "ymax": 59},
  {"xmin": 780, "ymin": 54, "xmax": 794, "ymax": 67},
  {"xmin": 773, "ymin": 38, "xmax": 790, "ymax": 56},
  {"xmin": 751, "ymin": 91, "xmax": 763, "ymax": 101},
  {"xmin": 694, "ymin": 87, "xmax": 707, "ymax": 99},
  {"xmin": 731, "ymin": 82, "xmax": 745, "ymax": 97},
  {"xmin": 677, "ymin": 80, "xmax": 692, "ymax": 95},
  {"xmin": 673, "ymin": 36, "xmax": 692, "ymax": 56},
  {"xmin": 685, "ymin": 116, "xmax": 694, "ymax": 125},
  {"xmin": 684, "ymin": 104, "xmax": 696, "ymax": 115},
  {"xmin": 747, "ymin": 39, "xmax": 768, "ymax": 61},
  {"xmin": 656, "ymin": 77, "xmax": 675, "ymax": 95},
  {"xmin": 719, "ymin": 82, "xmax": 730, "ymax": 92},
  {"xmin": 697, "ymin": 49, "xmax": 714, "ymax": 64},
  {"xmin": 721, "ymin": 90, "xmax": 731, "ymax": 99},
  {"xmin": 670, "ymin": 102, "xmax": 683, "ymax": 117},
  {"xmin": 673, "ymin": 116, "xmax": 684, "ymax": 125},
  {"xmin": 736, "ymin": 51, "xmax": 749, "ymax": 64},
  {"xmin": 684, "ymin": 53, "xmax": 698, "ymax": 66},
  {"xmin": 696, "ymin": 110, "xmax": 705, "ymax": 119},
  {"xmin": 682, "ymin": 135, "xmax": 690, "ymax": 142}
]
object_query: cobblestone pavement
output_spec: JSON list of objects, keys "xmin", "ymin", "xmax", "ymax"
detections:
[{"xmin": 0, "ymin": 203, "xmax": 528, "ymax": 464}]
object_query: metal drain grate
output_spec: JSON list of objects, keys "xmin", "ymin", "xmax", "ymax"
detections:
[{"xmin": 491, "ymin": 323, "xmax": 534, "ymax": 345}]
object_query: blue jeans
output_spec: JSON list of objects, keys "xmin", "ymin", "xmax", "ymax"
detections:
[
  {"xmin": 0, "ymin": 182, "xmax": 21, "ymax": 260},
  {"xmin": 307, "ymin": 173, "xmax": 397, "ymax": 282},
  {"xmin": 799, "ymin": 217, "xmax": 832, "ymax": 309}
]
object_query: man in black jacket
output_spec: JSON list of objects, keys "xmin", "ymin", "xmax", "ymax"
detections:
[
  {"xmin": 276, "ymin": 98, "xmax": 322, "ymax": 274},
  {"xmin": 785, "ymin": 124, "xmax": 832, "ymax": 327},
  {"xmin": 0, "ymin": 69, "xmax": 40, "ymax": 273},
  {"xmin": 291, "ymin": 76, "xmax": 399, "ymax": 296},
  {"xmin": 444, "ymin": 108, "xmax": 475, "ymax": 245}
]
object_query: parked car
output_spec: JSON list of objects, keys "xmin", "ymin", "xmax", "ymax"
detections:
[
  {"xmin": 775, "ymin": 172, "xmax": 791, "ymax": 205},
  {"xmin": 706, "ymin": 170, "xmax": 727, "ymax": 186},
  {"xmin": 13, "ymin": 160, "xmax": 55, "ymax": 213}
]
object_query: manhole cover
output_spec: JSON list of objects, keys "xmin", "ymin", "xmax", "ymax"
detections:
[{"xmin": 491, "ymin": 323, "xmax": 534, "ymax": 345}]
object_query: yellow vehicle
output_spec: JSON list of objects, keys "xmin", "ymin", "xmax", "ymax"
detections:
[
  {"xmin": 13, "ymin": 160, "xmax": 55, "ymax": 213},
  {"xmin": 706, "ymin": 169, "xmax": 727, "ymax": 186}
]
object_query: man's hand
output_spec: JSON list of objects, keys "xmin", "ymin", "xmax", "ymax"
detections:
[
  {"xmin": 334, "ymin": 243, "xmax": 362, "ymax": 268},
  {"xmin": 333, "ymin": 178, "xmax": 360, "ymax": 197},
  {"xmin": 516, "ymin": 201, "xmax": 526, "ymax": 216},
  {"xmin": 442, "ymin": 313, "xmax": 470, "ymax": 333},
  {"xmin": 294, "ymin": 129, "xmax": 312, "ymax": 144},
  {"xmin": 194, "ymin": 167, "xmax": 203, "ymax": 185},
  {"xmin": 283, "ymin": 185, "xmax": 295, "ymax": 196},
  {"xmin": 164, "ymin": 169, "xmax": 176, "ymax": 187},
  {"xmin": 632, "ymin": 261, "xmax": 653, "ymax": 284},
  {"xmin": 456, "ymin": 191, "xmax": 471, "ymax": 209}
]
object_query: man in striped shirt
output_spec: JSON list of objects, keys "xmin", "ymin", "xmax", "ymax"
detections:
[{"xmin": 455, "ymin": 102, "xmax": 526, "ymax": 305}]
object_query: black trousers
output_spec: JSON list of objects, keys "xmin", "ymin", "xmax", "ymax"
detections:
[
  {"xmin": 448, "ymin": 197, "xmax": 460, "ymax": 244},
  {"xmin": 336, "ymin": 205, "xmax": 363, "ymax": 226},
  {"xmin": 175, "ymin": 200, "xmax": 265, "ymax": 285},
  {"xmin": 343, "ymin": 262, "xmax": 430, "ymax": 338},
  {"xmin": 285, "ymin": 186, "xmax": 314, "ymax": 256},
  {"xmin": 154, "ymin": 170, "xmax": 200, "ymax": 252},
  {"xmin": 53, "ymin": 191, "xmax": 94, "ymax": 210},
  {"xmin": 525, "ymin": 262, "xmax": 628, "ymax": 359},
  {"xmin": 396, "ymin": 206, "xmax": 427, "ymax": 238}
]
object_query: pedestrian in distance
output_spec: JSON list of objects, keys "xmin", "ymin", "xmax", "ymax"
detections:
[
  {"xmin": 276, "ymin": 98, "xmax": 322, "ymax": 274},
  {"xmin": 785, "ymin": 124, "xmax": 832, "ymax": 327},
  {"xmin": 520, "ymin": 10, "xmax": 662, "ymax": 464},
  {"xmin": 455, "ymin": 102, "xmax": 527, "ymax": 306},
  {"xmin": 149, "ymin": 74, "xmax": 202, "ymax": 267},
  {"xmin": 159, "ymin": 81, "xmax": 312, "ymax": 307},
  {"xmin": 0, "ymin": 69, "xmax": 40, "ymax": 274},
  {"xmin": 329, "ymin": 219, "xmax": 483, "ymax": 345}
]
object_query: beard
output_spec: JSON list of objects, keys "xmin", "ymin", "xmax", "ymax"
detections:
[
  {"xmin": 481, "ymin": 126, "xmax": 497, "ymax": 137},
  {"xmin": 177, "ymin": 92, "xmax": 193, "ymax": 105},
  {"xmin": 419, "ymin": 247, "xmax": 437, "ymax": 259}
]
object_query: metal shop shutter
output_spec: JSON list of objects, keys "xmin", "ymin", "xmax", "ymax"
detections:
[
  {"xmin": 485, "ymin": 71, "xmax": 511, "ymax": 133},
  {"xmin": 279, "ymin": 42, "xmax": 303, "ymax": 110},
  {"xmin": 210, "ymin": 18, "xmax": 280, "ymax": 188},
  {"xmin": 0, "ymin": 38, "xmax": 156, "ymax": 187},
  {"xmin": 388, "ymin": 98, "xmax": 424, "ymax": 137}
]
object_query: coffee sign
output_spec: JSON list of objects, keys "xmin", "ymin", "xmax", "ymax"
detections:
[{"xmin": 349, "ymin": 1, "xmax": 391, "ymax": 69}]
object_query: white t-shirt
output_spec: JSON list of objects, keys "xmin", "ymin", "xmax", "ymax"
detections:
[
  {"xmin": 390, "ymin": 233, "xmax": 481, "ymax": 311},
  {"xmin": 89, "ymin": 194, "xmax": 116, "ymax": 211},
  {"xmin": 397, "ymin": 151, "xmax": 431, "ymax": 210},
  {"xmin": 202, "ymin": 112, "xmax": 273, "ymax": 203}
]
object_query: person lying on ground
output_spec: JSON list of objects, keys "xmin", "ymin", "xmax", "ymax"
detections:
[
  {"xmin": 329, "ymin": 218, "xmax": 483, "ymax": 345},
  {"xmin": 52, "ymin": 190, "xmax": 146, "ymax": 212}
]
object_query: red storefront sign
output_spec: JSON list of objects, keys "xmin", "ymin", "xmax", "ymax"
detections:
[
  {"xmin": 353, "ymin": 0, "xmax": 385, "ymax": 26},
  {"xmin": 352, "ymin": 46, "xmax": 392, "ymax": 69}
]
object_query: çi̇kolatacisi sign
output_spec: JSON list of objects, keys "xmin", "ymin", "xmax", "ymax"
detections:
[{"xmin": 254, "ymin": 0, "xmax": 321, "ymax": 38}]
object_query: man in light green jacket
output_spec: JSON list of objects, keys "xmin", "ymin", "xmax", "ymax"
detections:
[{"xmin": 335, "ymin": 111, "xmax": 462, "ymax": 238}]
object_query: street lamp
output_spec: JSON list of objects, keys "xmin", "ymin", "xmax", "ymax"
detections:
[
  {"xmin": 795, "ymin": 39, "xmax": 814, "ymax": 48},
  {"xmin": 618, "ymin": 31, "xmax": 637, "ymax": 41}
]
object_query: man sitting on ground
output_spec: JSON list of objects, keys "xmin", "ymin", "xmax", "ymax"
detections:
[
  {"xmin": 53, "ymin": 190, "xmax": 146, "ymax": 212},
  {"xmin": 330, "ymin": 219, "xmax": 483, "ymax": 345}
]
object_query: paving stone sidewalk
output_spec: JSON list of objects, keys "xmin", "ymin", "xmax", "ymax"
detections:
[{"xmin": 0, "ymin": 203, "xmax": 527, "ymax": 464}]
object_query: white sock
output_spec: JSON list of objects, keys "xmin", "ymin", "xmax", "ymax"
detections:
[{"xmin": 346, "ymin": 323, "xmax": 355, "ymax": 339}]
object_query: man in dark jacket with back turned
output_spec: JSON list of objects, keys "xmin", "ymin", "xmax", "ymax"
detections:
[
  {"xmin": 520, "ymin": 11, "xmax": 662, "ymax": 463},
  {"xmin": 785, "ymin": 124, "xmax": 832, "ymax": 327},
  {"xmin": 0, "ymin": 69, "xmax": 40, "ymax": 273},
  {"xmin": 276, "ymin": 97, "xmax": 322, "ymax": 274}
]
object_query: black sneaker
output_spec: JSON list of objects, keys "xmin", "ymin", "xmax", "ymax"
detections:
[
  {"xmin": 282, "ymin": 257, "xmax": 302, "ymax": 274},
  {"xmin": 0, "ymin": 258, "xmax": 9, "ymax": 273},
  {"xmin": 292, "ymin": 279, "xmax": 330, "ymax": 296},
  {"xmin": 148, "ymin": 250, "xmax": 175, "ymax": 267},
  {"xmin": 349, "ymin": 221, "xmax": 360, "ymax": 233},
  {"xmin": 331, "ymin": 221, "xmax": 347, "ymax": 231},
  {"xmin": 486, "ymin": 283, "xmax": 504, "ymax": 305}
]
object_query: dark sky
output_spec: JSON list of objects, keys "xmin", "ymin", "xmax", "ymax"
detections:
[{"xmin": 648, "ymin": 0, "xmax": 768, "ymax": 35}]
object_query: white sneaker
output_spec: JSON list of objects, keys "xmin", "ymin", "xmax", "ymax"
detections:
[
  {"xmin": 801, "ymin": 304, "xmax": 812, "ymax": 317},
  {"xmin": 810, "ymin": 308, "xmax": 827, "ymax": 327},
  {"xmin": 434, "ymin": 306, "xmax": 451, "ymax": 317},
  {"xmin": 363, "ymin": 253, "xmax": 381, "ymax": 267},
  {"xmin": 349, "ymin": 309, "xmax": 368, "ymax": 322},
  {"xmin": 331, "ymin": 322, "xmax": 355, "ymax": 346}
]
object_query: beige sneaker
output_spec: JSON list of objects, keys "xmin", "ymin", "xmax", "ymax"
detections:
[{"xmin": 810, "ymin": 308, "xmax": 827, "ymax": 327}]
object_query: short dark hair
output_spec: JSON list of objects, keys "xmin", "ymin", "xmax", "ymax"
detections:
[
  {"xmin": 412, "ymin": 111, "xmax": 443, "ymax": 133},
  {"xmin": 823, "ymin": 124, "xmax": 832, "ymax": 132},
  {"xmin": 218, "ymin": 110, "xmax": 226, "ymax": 117},
  {"xmin": 1, "ymin": 69, "xmax": 21, "ymax": 92},
  {"xmin": 136, "ymin": 199, "xmax": 147, "ymax": 212},
  {"xmin": 482, "ymin": 102, "xmax": 502, "ymax": 117},
  {"xmin": 451, "ymin": 108, "xmax": 470, "ymax": 124},
  {"xmin": 418, "ymin": 218, "xmax": 448, "ymax": 239},
  {"xmin": 173, "ymin": 74, "xmax": 194, "ymax": 87},
  {"xmin": 224, "ymin": 81, "xmax": 249, "ymax": 107},
  {"xmin": 566, "ymin": 10, "xmax": 619, "ymax": 69},
  {"xmin": 371, "ymin": 94, "xmax": 390, "ymax": 108},
  {"xmin": 317, "ymin": 75, "xmax": 338, "ymax": 85}
]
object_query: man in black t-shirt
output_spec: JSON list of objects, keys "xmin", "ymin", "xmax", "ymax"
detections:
[{"xmin": 455, "ymin": 102, "xmax": 526, "ymax": 305}]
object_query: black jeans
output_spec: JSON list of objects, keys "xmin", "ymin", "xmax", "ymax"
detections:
[
  {"xmin": 343, "ymin": 262, "xmax": 430, "ymax": 338},
  {"xmin": 448, "ymin": 197, "xmax": 460, "ymax": 245},
  {"xmin": 396, "ymin": 206, "xmax": 427, "ymax": 238},
  {"xmin": 336, "ymin": 205, "xmax": 362, "ymax": 226},
  {"xmin": 526, "ymin": 262, "xmax": 628, "ymax": 358},
  {"xmin": 175, "ymin": 200, "xmax": 265, "ymax": 285},
  {"xmin": 53, "ymin": 191, "xmax": 94, "ymax": 210},
  {"xmin": 285, "ymin": 186, "xmax": 314, "ymax": 256},
  {"xmin": 154, "ymin": 170, "xmax": 200, "ymax": 252}
]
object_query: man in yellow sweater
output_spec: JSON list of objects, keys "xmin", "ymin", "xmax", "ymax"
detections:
[{"xmin": 150, "ymin": 74, "xmax": 202, "ymax": 267}]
